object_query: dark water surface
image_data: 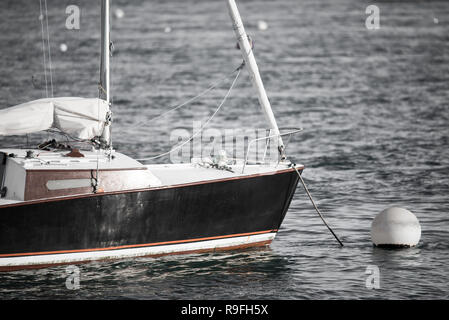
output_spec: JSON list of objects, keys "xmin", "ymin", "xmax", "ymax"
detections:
[{"xmin": 0, "ymin": 0, "xmax": 448, "ymax": 299}]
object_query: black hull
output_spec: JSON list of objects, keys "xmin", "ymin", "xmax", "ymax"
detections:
[{"xmin": 0, "ymin": 168, "xmax": 300, "ymax": 270}]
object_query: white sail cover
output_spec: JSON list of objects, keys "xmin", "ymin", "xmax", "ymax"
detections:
[{"xmin": 0, "ymin": 97, "xmax": 110, "ymax": 140}]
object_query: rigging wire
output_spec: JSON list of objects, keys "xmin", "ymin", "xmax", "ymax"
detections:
[
  {"xmin": 38, "ymin": 0, "xmax": 53, "ymax": 142},
  {"xmin": 38, "ymin": 0, "xmax": 48, "ymax": 98},
  {"xmin": 43, "ymin": 0, "xmax": 54, "ymax": 97},
  {"xmin": 143, "ymin": 63, "xmax": 245, "ymax": 125},
  {"xmin": 136, "ymin": 66, "xmax": 243, "ymax": 162}
]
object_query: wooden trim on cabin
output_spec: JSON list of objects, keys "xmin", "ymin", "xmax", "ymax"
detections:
[{"xmin": 23, "ymin": 168, "xmax": 156, "ymax": 201}]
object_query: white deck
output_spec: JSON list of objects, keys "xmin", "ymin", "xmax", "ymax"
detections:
[
  {"xmin": 0, "ymin": 148, "xmax": 302, "ymax": 206},
  {"xmin": 146, "ymin": 161, "xmax": 293, "ymax": 186}
]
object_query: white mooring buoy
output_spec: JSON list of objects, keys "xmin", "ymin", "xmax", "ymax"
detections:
[
  {"xmin": 257, "ymin": 20, "xmax": 268, "ymax": 31},
  {"xmin": 114, "ymin": 8, "xmax": 125, "ymax": 19},
  {"xmin": 59, "ymin": 43, "xmax": 68, "ymax": 52},
  {"xmin": 371, "ymin": 207, "xmax": 421, "ymax": 247}
]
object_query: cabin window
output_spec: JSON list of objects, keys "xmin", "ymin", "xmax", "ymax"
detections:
[{"xmin": 46, "ymin": 179, "xmax": 92, "ymax": 191}]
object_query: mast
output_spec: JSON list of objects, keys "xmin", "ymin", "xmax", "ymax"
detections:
[
  {"xmin": 226, "ymin": 0, "xmax": 285, "ymax": 159},
  {"xmin": 99, "ymin": 0, "xmax": 111, "ymax": 147}
]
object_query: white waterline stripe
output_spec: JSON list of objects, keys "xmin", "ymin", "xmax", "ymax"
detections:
[{"xmin": 0, "ymin": 232, "xmax": 276, "ymax": 268}]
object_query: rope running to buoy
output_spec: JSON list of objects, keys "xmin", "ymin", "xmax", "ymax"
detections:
[{"xmin": 292, "ymin": 164, "xmax": 344, "ymax": 247}]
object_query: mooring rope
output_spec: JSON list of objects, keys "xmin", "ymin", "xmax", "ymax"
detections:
[
  {"xmin": 136, "ymin": 66, "xmax": 243, "ymax": 162},
  {"xmin": 292, "ymin": 164, "xmax": 344, "ymax": 247}
]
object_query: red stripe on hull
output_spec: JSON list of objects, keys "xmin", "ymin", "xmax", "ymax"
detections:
[{"xmin": 0, "ymin": 229, "xmax": 277, "ymax": 258}]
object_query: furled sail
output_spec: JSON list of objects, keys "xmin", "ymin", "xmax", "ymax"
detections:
[{"xmin": 0, "ymin": 97, "xmax": 110, "ymax": 140}]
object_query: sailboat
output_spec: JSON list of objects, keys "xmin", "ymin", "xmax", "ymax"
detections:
[{"xmin": 0, "ymin": 0, "xmax": 304, "ymax": 271}]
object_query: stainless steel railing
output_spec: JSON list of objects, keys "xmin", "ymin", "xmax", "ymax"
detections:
[{"xmin": 242, "ymin": 128, "xmax": 303, "ymax": 173}]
